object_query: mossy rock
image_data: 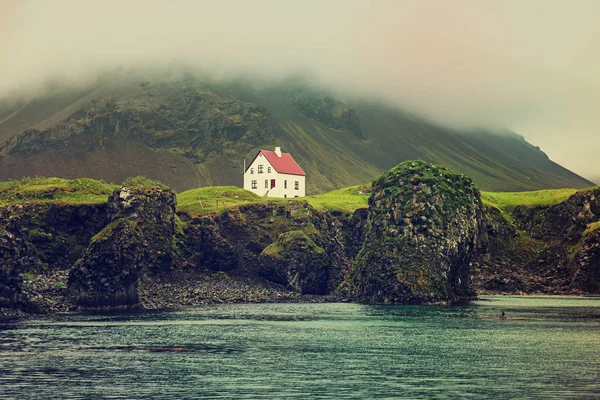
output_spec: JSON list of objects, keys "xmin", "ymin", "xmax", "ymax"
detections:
[
  {"xmin": 258, "ymin": 230, "xmax": 329, "ymax": 294},
  {"xmin": 347, "ymin": 160, "xmax": 486, "ymax": 304},
  {"xmin": 67, "ymin": 219, "xmax": 143, "ymax": 307}
]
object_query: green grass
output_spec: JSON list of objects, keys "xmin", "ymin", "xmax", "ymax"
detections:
[
  {"xmin": 0, "ymin": 177, "xmax": 118, "ymax": 206},
  {"xmin": 176, "ymin": 186, "xmax": 270, "ymax": 216},
  {"xmin": 584, "ymin": 221, "xmax": 600, "ymax": 235},
  {"xmin": 177, "ymin": 184, "xmax": 372, "ymax": 217},
  {"xmin": 177, "ymin": 184, "xmax": 586, "ymax": 218},
  {"xmin": 122, "ymin": 176, "xmax": 169, "ymax": 189},
  {"xmin": 304, "ymin": 184, "xmax": 370, "ymax": 214},
  {"xmin": 480, "ymin": 188, "xmax": 579, "ymax": 213},
  {"xmin": 1, "ymin": 175, "xmax": 589, "ymax": 224}
]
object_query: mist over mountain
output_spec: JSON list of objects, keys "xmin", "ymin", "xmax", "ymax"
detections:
[
  {"xmin": 1, "ymin": 0, "xmax": 600, "ymax": 179},
  {"xmin": 0, "ymin": 72, "xmax": 593, "ymax": 193}
]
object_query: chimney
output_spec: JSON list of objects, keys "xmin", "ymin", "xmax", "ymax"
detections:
[{"xmin": 275, "ymin": 147, "xmax": 282, "ymax": 157}]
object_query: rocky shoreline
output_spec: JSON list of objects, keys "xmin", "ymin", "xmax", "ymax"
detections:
[
  {"xmin": 2, "ymin": 161, "xmax": 599, "ymax": 319},
  {"xmin": 0, "ymin": 270, "xmax": 338, "ymax": 322}
]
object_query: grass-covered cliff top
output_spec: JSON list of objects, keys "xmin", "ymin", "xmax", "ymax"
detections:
[
  {"xmin": 301, "ymin": 185, "xmax": 371, "ymax": 214},
  {"xmin": 1, "ymin": 176, "xmax": 596, "ymax": 218},
  {"xmin": 175, "ymin": 184, "xmax": 372, "ymax": 216},
  {"xmin": 176, "ymin": 186, "xmax": 267, "ymax": 216},
  {"xmin": 0, "ymin": 177, "xmax": 118, "ymax": 206},
  {"xmin": 480, "ymin": 189, "xmax": 580, "ymax": 213}
]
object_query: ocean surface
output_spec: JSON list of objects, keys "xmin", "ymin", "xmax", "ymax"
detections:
[{"xmin": 1, "ymin": 296, "xmax": 599, "ymax": 399}]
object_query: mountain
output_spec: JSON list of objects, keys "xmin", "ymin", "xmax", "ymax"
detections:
[{"xmin": 0, "ymin": 75, "xmax": 594, "ymax": 193}]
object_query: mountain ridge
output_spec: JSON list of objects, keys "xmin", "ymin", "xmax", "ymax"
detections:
[{"xmin": 0, "ymin": 76, "xmax": 594, "ymax": 193}]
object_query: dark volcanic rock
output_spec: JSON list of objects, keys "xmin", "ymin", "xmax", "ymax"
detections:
[
  {"xmin": 473, "ymin": 187, "xmax": 600, "ymax": 294},
  {"xmin": 0, "ymin": 203, "xmax": 108, "ymax": 269},
  {"xmin": 258, "ymin": 230, "xmax": 329, "ymax": 295},
  {"xmin": 513, "ymin": 188, "xmax": 600, "ymax": 242},
  {"xmin": 67, "ymin": 219, "xmax": 142, "ymax": 307},
  {"xmin": 347, "ymin": 161, "xmax": 487, "ymax": 304},
  {"xmin": 179, "ymin": 201, "xmax": 350, "ymax": 294},
  {"xmin": 107, "ymin": 185, "xmax": 177, "ymax": 274},
  {"xmin": 182, "ymin": 217, "xmax": 238, "ymax": 272},
  {"xmin": 570, "ymin": 229, "xmax": 600, "ymax": 292},
  {"xmin": 68, "ymin": 185, "xmax": 178, "ymax": 307},
  {"xmin": 0, "ymin": 229, "xmax": 40, "ymax": 308}
]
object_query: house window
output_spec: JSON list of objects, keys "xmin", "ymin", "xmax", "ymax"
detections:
[
  {"xmin": 268, "ymin": 167, "xmax": 271, "ymax": 173},
  {"xmin": 258, "ymin": 165, "xmax": 263, "ymax": 174},
  {"xmin": 265, "ymin": 180, "xmax": 268, "ymax": 188},
  {"xmin": 250, "ymin": 168, "xmax": 254, "ymax": 174},
  {"xmin": 251, "ymin": 180, "xmax": 257, "ymax": 189},
  {"xmin": 284, "ymin": 180, "xmax": 287, "ymax": 189},
  {"xmin": 284, "ymin": 194, "xmax": 287, "ymax": 198},
  {"xmin": 295, "ymin": 181, "xmax": 299, "ymax": 190}
]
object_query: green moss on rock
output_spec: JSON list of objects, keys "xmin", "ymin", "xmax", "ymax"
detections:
[
  {"xmin": 258, "ymin": 230, "xmax": 329, "ymax": 295},
  {"xmin": 346, "ymin": 160, "xmax": 487, "ymax": 304}
]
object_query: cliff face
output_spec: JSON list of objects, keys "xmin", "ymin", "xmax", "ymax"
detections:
[
  {"xmin": 67, "ymin": 185, "xmax": 178, "ymax": 307},
  {"xmin": 473, "ymin": 187, "xmax": 600, "ymax": 294},
  {"xmin": 0, "ymin": 202, "xmax": 107, "ymax": 310},
  {"xmin": 347, "ymin": 161, "xmax": 487, "ymax": 304},
  {"xmin": 0, "ymin": 229, "xmax": 39, "ymax": 308},
  {"xmin": 1, "ymin": 167, "xmax": 598, "ymax": 315},
  {"xmin": 179, "ymin": 201, "xmax": 352, "ymax": 295}
]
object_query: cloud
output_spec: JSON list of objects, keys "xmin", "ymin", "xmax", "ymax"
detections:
[{"xmin": 1, "ymin": 0, "xmax": 599, "ymax": 177}]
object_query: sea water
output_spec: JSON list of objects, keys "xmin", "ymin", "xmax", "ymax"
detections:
[{"xmin": 1, "ymin": 296, "xmax": 599, "ymax": 399}]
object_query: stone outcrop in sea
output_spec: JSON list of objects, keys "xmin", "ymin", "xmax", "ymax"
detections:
[{"xmin": 347, "ymin": 161, "xmax": 487, "ymax": 304}]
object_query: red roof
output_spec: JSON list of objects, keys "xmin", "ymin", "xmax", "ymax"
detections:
[{"xmin": 254, "ymin": 150, "xmax": 306, "ymax": 176}]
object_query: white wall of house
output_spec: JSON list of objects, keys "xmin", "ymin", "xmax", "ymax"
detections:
[{"xmin": 243, "ymin": 152, "xmax": 306, "ymax": 198}]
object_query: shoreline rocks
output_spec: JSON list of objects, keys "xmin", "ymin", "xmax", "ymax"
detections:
[{"xmin": 1, "ymin": 162, "xmax": 598, "ymax": 317}]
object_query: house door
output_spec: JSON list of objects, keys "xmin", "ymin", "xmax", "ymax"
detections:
[{"xmin": 270, "ymin": 179, "xmax": 276, "ymax": 189}]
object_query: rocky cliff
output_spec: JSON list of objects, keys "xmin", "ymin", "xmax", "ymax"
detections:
[
  {"xmin": 179, "ymin": 200, "xmax": 352, "ymax": 295},
  {"xmin": 346, "ymin": 161, "xmax": 487, "ymax": 303},
  {"xmin": 473, "ymin": 187, "xmax": 600, "ymax": 293},
  {"xmin": 1, "ymin": 164, "xmax": 599, "ymax": 317},
  {"xmin": 67, "ymin": 184, "xmax": 178, "ymax": 307}
]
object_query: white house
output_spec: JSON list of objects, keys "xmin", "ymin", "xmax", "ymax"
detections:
[{"xmin": 244, "ymin": 147, "xmax": 306, "ymax": 198}]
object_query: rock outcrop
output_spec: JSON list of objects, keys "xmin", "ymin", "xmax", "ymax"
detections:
[
  {"xmin": 67, "ymin": 184, "xmax": 178, "ymax": 307},
  {"xmin": 347, "ymin": 161, "xmax": 487, "ymax": 304},
  {"xmin": 0, "ymin": 229, "xmax": 40, "ymax": 308},
  {"xmin": 2, "ymin": 166, "xmax": 598, "ymax": 315},
  {"xmin": 258, "ymin": 230, "xmax": 329, "ymax": 294},
  {"xmin": 179, "ymin": 201, "xmax": 350, "ymax": 294},
  {"xmin": 570, "ymin": 228, "xmax": 600, "ymax": 292},
  {"xmin": 473, "ymin": 187, "xmax": 600, "ymax": 294}
]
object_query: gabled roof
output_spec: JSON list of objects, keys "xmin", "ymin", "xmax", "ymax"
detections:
[{"xmin": 247, "ymin": 150, "xmax": 306, "ymax": 176}]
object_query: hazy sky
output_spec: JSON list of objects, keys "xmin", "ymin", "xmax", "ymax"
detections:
[{"xmin": 1, "ymin": 0, "xmax": 599, "ymax": 179}]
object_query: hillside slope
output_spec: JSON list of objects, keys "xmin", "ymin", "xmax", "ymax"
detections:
[{"xmin": 0, "ymin": 76, "xmax": 594, "ymax": 193}]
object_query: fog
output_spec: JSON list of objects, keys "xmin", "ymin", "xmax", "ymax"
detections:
[{"xmin": 1, "ymin": 0, "xmax": 599, "ymax": 179}]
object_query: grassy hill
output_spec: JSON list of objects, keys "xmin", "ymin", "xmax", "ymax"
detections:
[{"xmin": 0, "ymin": 75, "xmax": 594, "ymax": 193}]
